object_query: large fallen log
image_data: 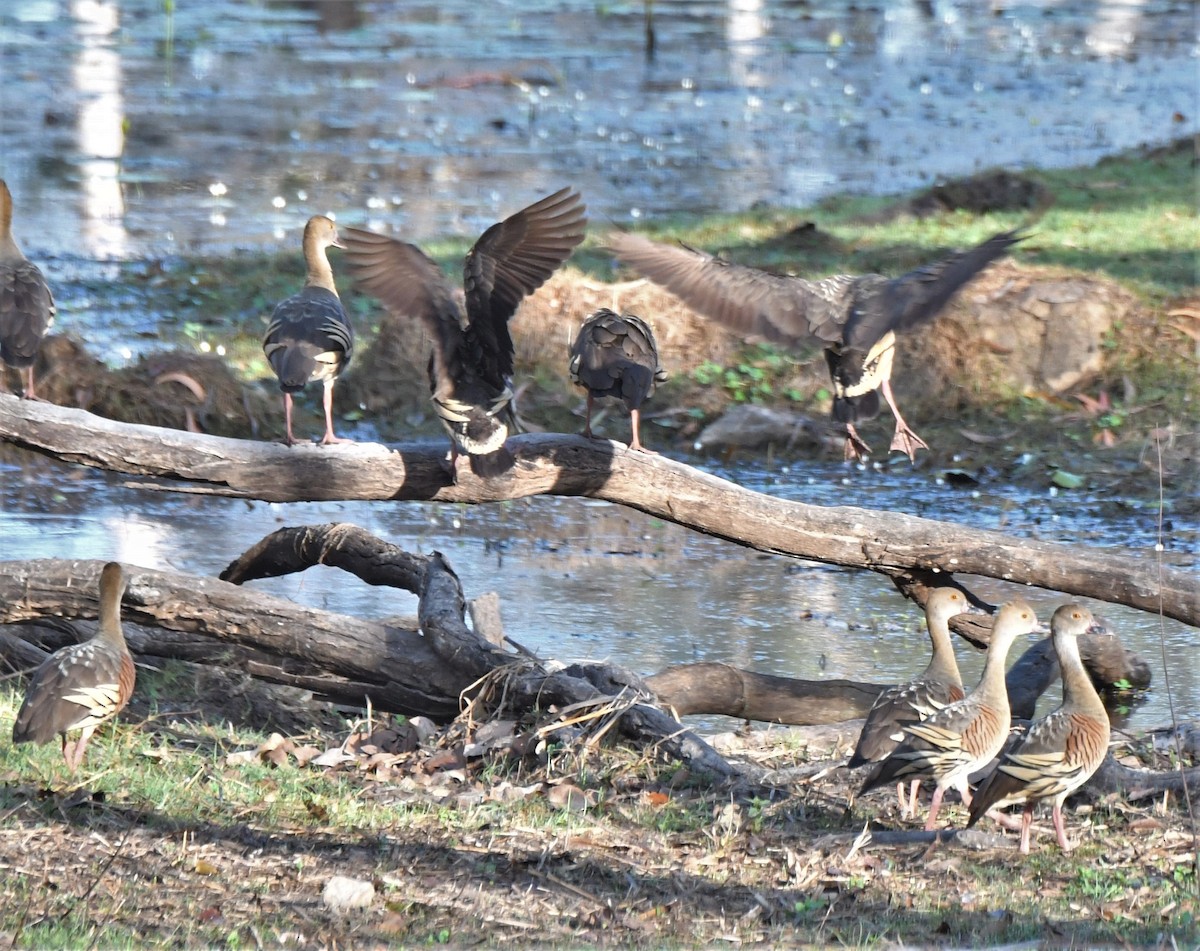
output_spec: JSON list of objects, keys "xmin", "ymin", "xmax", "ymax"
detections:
[{"xmin": 0, "ymin": 395, "xmax": 1194, "ymax": 627}]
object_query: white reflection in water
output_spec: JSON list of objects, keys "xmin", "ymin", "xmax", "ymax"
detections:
[{"xmin": 72, "ymin": 0, "xmax": 127, "ymax": 259}]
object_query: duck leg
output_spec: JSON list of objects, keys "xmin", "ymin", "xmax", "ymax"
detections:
[
  {"xmin": 881, "ymin": 379, "xmax": 929, "ymax": 461},
  {"xmin": 1019, "ymin": 802, "xmax": 1037, "ymax": 854},
  {"xmin": 319, "ymin": 378, "xmax": 352, "ymax": 446},
  {"xmin": 923, "ymin": 786, "xmax": 947, "ymax": 831},
  {"xmin": 628, "ymin": 407, "xmax": 656, "ymax": 454},
  {"xmin": 844, "ymin": 423, "xmax": 872, "ymax": 461},
  {"xmin": 21, "ymin": 366, "xmax": 41, "ymax": 401},
  {"xmin": 581, "ymin": 394, "xmax": 597, "ymax": 439},
  {"xmin": 282, "ymin": 392, "xmax": 298, "ymax": 446},
  {"xmin": 1051, "ymin": 802, "xmax": 1073, "ymax": 852}
]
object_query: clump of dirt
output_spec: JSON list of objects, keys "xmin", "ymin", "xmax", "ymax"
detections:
[{"xmin": 877, "ymin": 169, "xmax": 1054, "ymax": 221}]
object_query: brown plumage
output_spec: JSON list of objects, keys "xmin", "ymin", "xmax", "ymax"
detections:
[
  {"xmin": 263, "ymin": 215, "xmax": 354, "ymax": 446},
  {"xmin": 569, "ymin": 308, "xmax": 667, "ymax": 452},
  {"xmin": 606, "ymin": 228, "xmax": 1024, "ymax": 461},
  {"xmin": 12, "ymin": 562, "xmax": 136, "ymax": 772},
  {"xmin": 848, "ymin": 588, "xmax": 983, "ymax": 817},
  {"xmin": 967, "ymin": 603, "xmax": 1110, "ymax": 853},
  {"xmin": 859, "ymin": 599, "xmax": 1041, "ymax": 830},
  {"xmin": 0, "ymin": 179, "xmax": 56, "ymax": 400},
  {"xmin": 343, "ymin": 188, "xmax": 587, "ymax": 478}
]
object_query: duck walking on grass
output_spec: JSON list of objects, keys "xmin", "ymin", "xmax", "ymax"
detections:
[
  {"xmin": 569, "ymin": 308, "xmax": 667, "ymax": 452},
  {"xmin": 12, "ymin": 562, "xmax": 136, "ymax": 773},
  {"xmin": 606, "ymin": 227, "xmax": 1024, "ymax": 461},
  {"xmin": 848, "ymin": 587, "xmax": 984, "ymax": 817},
  {"xmin": 263, "ymin": 215, "xmax": 354, "ymax": 446},
  {"xmin": 343, "ymin": 188, "xmax": 587, "ymax": 478},
  {"xmin": 966, "ymin": 603, "xmax": 1110, "ymax": 853},
  {"xmin": 859, "ymin": 599, "xmax": 1041, "ymax": 830},
  {"xmin": 0, "ymin": 179, "xmax": 56, "ymax": 401}
]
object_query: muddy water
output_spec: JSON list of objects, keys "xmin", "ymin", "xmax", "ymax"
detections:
[
  {"xmin": 1, "ymin": 0, "xmax": 1195, "ymax": 264},
  {"xmin": 2, "ymin": 448, "xmax": 1196, "ymax": 735}
]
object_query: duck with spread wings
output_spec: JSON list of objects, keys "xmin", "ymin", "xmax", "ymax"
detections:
[
  {"xmin": 607, "ymin": 228, "xmax": 1024, "ymax": 461},
  {"xmin": 343, "ymin": 188, "xmax": 587, "ymax": 478}
]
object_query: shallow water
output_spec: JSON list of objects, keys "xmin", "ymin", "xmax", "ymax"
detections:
[
  {"xmin": 2, "ymin": 447, "xmax": 1195, "ymax": 735},
  {"xmin": 1, "ymin": 0, "xmax": 1195, "ymax": 265}
]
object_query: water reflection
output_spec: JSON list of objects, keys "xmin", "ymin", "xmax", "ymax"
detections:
[
  {"xmin": 0, "ymin": 0, "xmax": 1193, "ymax": 264},
  {"xmin": 72, "ymin": 0, "xmax": 128, "ymax": 259}
]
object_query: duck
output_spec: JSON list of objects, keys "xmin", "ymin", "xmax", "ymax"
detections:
[
  {"xmin": 262, "ymin": 215, "xmax": 354, "ymax": 446},
  {"xmin": 342, "ymin": 187, "xmax": 586, "ymax": 478},
  {"xmin": 569, "ymin": 308, "xmax": 668, "ymax": 452},
  {"xmin": 605, "ymin": 227, "xmax": 1025, "ymax": 461},
  {"xmin": 858, "ymin": 599, "xmax": 1041, "ymax": 830},
  {"xmin": 0, "ymin": 179, "xmax": 56, "ymax": 400},
  {"xmin": 966, "ymin": 603, "xmax": 1110, "ymax": 853},
  {"xmin": 12, "ymin": 562, "xmax": 136, "ymax": 772},
  {"xmin": 848, "ymin": 587, "xmax": 984, "ymax": 817}
]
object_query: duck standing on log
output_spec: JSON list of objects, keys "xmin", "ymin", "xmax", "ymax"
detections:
[
  {"xmin": 966, "ymin": 603, "xmax": 1111, "ymax": 853},
  {"xmin": 569, "ymin": 307, "xmax": 668, "ymax": 452},
  {"xmin": 848, "ymin": 587, "xmax": 984, "ymax": 817},
  {"xmin": 342, "ymin": 187, "xmax": 586, "ymax": 478},
  {"xmin": 606, "ymin": 227, "xmax": 1024, "ymax": 461},
  {"xmin": 859, "ymin": 599, "xmax": 1042, "ymax": 829},
  {"xmin": 12, "ymin": 562, "xmax": 136, "ymax": 773},
  {"xmin": 263, "ymin": 215, "xmax": 354, "ymax": 446},
  {"xmin": 0, "ymin": 179, "xmax": 56, "ymax": 401}
]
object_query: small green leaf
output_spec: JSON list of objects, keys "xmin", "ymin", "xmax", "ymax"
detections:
[{"xmin": 1051, "ymin": 470, "xmax": 1085, "ymax": 489}]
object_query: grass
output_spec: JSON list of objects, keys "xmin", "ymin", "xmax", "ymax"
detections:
[{"xmin": 0, "ymin": 665, "xmax": 1195, "ymax": 948}]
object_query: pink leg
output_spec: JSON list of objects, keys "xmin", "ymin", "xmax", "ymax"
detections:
[
  {"xmin": 924, "ymin": 786, "xmax": 946, "ymax": 831},
  {"xmin": 908, "ymin": 779, "xmax": 921, "ymax": 818},
  {"xmin": 1052, "ymin": 803, "xmax": 1073, "ymax": 852},
  {"xmin": 895, "ymin": 781, "xmax": 907, "ymax": 818},
  {"xmin": 844, "ymin": 423, "xmax": 871, "ymax": 461},
  {"xmin": 581, "ymin": 394, "xmax": 596, "ymax": 439},
  {"xmin": 628, "ymin": 408, "xmax": 656, "ymax": 453},
  {"xmin": 881, "ymin": 379, "xmax": 928, "ymax": 461},
  {"xmin": 320, "ymin": 380, "xmax": 352, "ymax": 445},
  {"xmin": 1019, "ymin": 802, "xmax": 1035, "ymax": 854},
  {"xmin": 283, "ymin": 392, "xmax": 297, "ymax": 446},
  {"xmin": 22, "ymin": 366, "xmax": 42, "ymax": 401}
]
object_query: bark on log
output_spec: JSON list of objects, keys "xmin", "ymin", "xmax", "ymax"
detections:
[
  {"xmin": 1, "ymin": 396, "xmax": 1194, "ymax": 627},
  {"xmin": 0, "ymin": 541, "xmax": 736, "ymax": 779}
]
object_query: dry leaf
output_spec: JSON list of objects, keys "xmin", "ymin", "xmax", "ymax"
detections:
[
  {"xmin": 548, "ymin": 782, "xmax": 590, "ymax": 812},
  {"xmin": 194, "ymin": 859, "xmax": 219, "ymax": 876},
  {"xmin": 645, "ymin": 791, "xmax": 670, "ymax": 807}
]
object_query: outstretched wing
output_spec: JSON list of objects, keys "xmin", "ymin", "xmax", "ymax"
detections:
[
  {"xmin": 463, "ymin": 187, "xmax": 587, "ymax": 386},
  {"xmin": 606, "ymin": 230, "xmax": 858, "ymax": 347},
  {"xmin": 340, "ymin": 227, "xmax": 465, "ymax": 392},
  {"xmin": 843, "ymin": 228, "xmax": 1026, "ymax": 351}
]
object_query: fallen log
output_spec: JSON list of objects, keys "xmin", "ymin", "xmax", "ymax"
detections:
[{"xmin": 1, "ymin": 395, "xmax": 1195, "ymax": 628}]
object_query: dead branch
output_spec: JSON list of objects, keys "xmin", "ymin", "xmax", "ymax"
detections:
[{"xmin": 1, "ymin": 396, "xmax": 1194, "ymax": 627}]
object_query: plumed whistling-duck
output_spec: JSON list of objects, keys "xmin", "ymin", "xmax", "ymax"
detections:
[
  {"xmin": 0, "ymin": 179, "xmax": 56, "ymax": 401},
  {"xmin": 606, "ymin": 228, "xmax": 1024, "ymax": 461},
  {"xmin": 849, "ymin": 587, "xmax": 983, "ymax": 817},
  {"xmin": 263, "ymin": 215, "xmax": 354, "ymax": 446},
  {"xmin": 859, "ymin": 599, "xmax": 1041, "ymax": 830},
  {"xmin": 569, "ymin": 307, "xmax": 668, "ymax": 452},
  {"xmin": 342, "ymin": 188, "xmax": 587, "ymax": 478},
  {"xmin": 967, "ymin": 603, "xmax": 1110, "ymax": 853},
  {"xmin": 12, "ymin": 562, "xmax": 136, "ymax": 772}
]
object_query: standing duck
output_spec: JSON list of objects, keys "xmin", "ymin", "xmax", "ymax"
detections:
[
  {"xmin": 569, "ymin": 308, "xmax": 668, "ymax": 452},
  {"xmin": 0, "ymin": 179, "xmax": 56, "ymax": 400},
  {"xmin": 967, "ymin": 603, "xmax": 1110, "ymax": 853},
  {"xmin": 342, "ymin": 188, "xmax": 586, "ymax": 478},
  {"xmin": 848, "ymin": 587, "xmax": 983, "ymax": 817},
  {"xmin": 606, "ymin": 228, "xmax": 1024, "ymax": 461},
  {"xmin": 12, "ymin": 562, "xmax": 136, "ymax": 773},
  {"xmin": 263, "ymin": 215, "xmax": 354, "ymax": 446},
  {"xmin": 859, "ymin": 599, "xmax": 1041, "ymax": 830}
]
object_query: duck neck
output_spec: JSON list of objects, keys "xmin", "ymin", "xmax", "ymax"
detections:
[
  {"xmin": 1056, "ymin": 632, "xmax": 1107, "ymax": 717},
  {"xmin": 97, "ymin": 576, "xmax": 127, "ymax": 650},
  {"xmin": 304, "ymin": 237, "xmax": 338, "ymax": 295},
  {"xmin": 975, "ymin": 632, "xmax": 1015, "ymax": 709},
  {"xmin": 0, "ymin": 187, "xmax": 21, "ymax": 260},
  {"xmin": 924, "ymin": 618, "xmax": 962, "ymax": 686}
]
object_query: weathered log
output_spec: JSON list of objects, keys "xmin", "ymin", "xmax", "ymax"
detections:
[
  {"xmin": 647, "ymin": 663, "xmax": 886, "ymax": 723},
  {"xmin": 1, "ymin": 396, "xmax": 1195, "ymax": 627},
  {"xmin": 0, "ymin": 545, "xmax": 736, "ymax": 779}
]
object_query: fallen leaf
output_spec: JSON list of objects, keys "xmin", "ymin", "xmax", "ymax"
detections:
[
  {"xmin": 645, "ymin": 791, "xmax": 670, "ymax": 807},
  {"xmin": 1051, "ymin": 469, "xmax": 1085, "ymax": 489},
  {"xmin": 548, "ymin": 782, "xmax": 590, "ymax": 812},
  {"xmin": 322, "ymin": 875, "xmax": 375, "ymax": 914},
  {"xmin": 194, "ymin": 859, "xmax": 219, "ymax": 876}
]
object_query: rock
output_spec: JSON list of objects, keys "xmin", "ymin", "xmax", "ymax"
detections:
[
  {"xmin": 696, "ymin": 404, "xmax": 835, "ymax": 451},
  {"xmin": 322, "ymin": 875, "xmax": 375, "ymax": 914}
]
